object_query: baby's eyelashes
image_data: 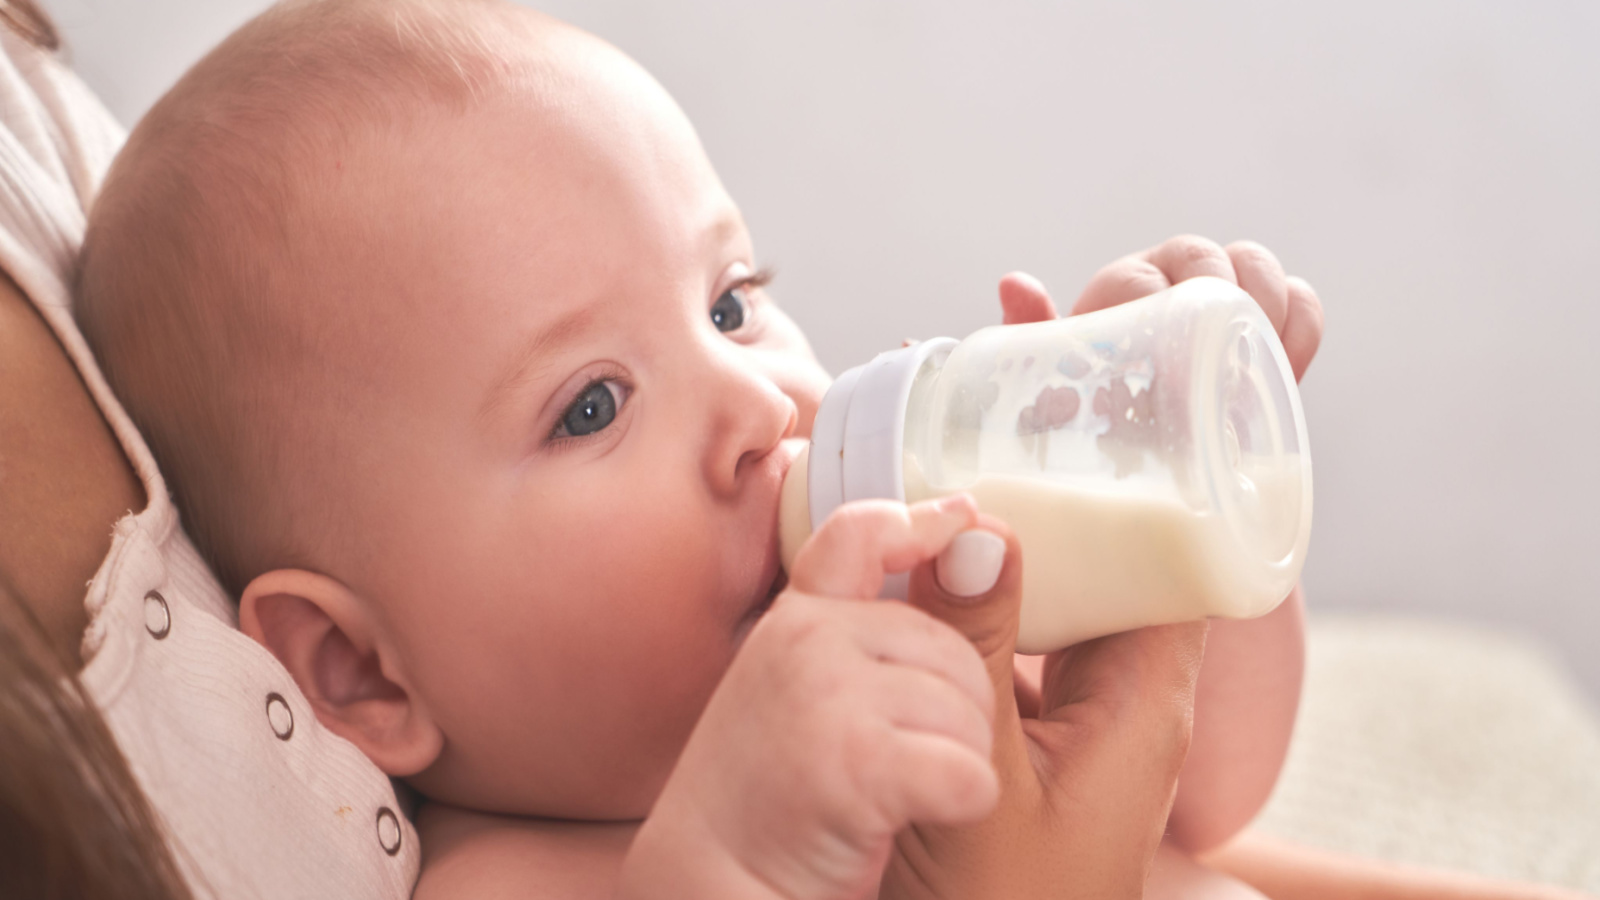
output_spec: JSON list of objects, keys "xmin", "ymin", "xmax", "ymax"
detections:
[{"xmin": 709, "ymin": 265, "xmax": 775, "ymax": 337}]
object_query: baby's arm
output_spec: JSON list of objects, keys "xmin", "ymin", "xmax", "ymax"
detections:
[
  {"xmin": 1171, "ymin": 587, "xmax": 1306, "ymax": 849},
  {"xmin": 1005, "ymin": 237, "xmax": 1325, "ymax": 852},
  {"xmin": 1203, "ymin": 831, "xmax": 1597, "ymax": 900},
  {"xmin": 1073, "ymin": 236, "xmax": 1324, "ymax": 852}
]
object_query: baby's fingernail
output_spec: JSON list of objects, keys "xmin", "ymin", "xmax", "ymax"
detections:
[
  {"xmin": 935, "ymin": 493, "xmax": 976, "ymax": 515},
  {"xmin": 936, "ymin": 530, "xmax": 1005, "ymax": 598}
]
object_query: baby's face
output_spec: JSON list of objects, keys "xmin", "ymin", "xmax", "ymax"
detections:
[{"xmin": 304, "ymin": 38, "xmax": 828, "ymax": 817}]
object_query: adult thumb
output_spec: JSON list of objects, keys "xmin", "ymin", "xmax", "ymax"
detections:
[{"xmin": 906, "ymin": 514, "xmax": 1024, "ymax": 729}]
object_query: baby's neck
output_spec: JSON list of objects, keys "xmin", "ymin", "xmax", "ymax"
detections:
[{"xmin": 414, "ymin": 800, "xmax": 639, "ymax": 897}]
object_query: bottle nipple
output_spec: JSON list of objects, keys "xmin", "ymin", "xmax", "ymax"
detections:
[{"xmin": 779, "ymin": 444, "xmax": 812, "ymax": 573}]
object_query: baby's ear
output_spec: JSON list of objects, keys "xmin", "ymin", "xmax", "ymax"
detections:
[{"xmin": 239, "ymin": 569, "xmax": 442, "ymax": 778}]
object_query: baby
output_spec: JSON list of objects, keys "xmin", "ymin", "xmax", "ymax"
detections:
[{"xmin": 76, "ymin": 0, "xmax": 1321, "ymax": 897}]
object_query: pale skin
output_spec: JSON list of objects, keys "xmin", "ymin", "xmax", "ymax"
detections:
[
  {"xmin": 7, "ymin": 240, "xmax": 1573, "ymax": 899},
  {"xmin": 7, "ymin": 3, "xmax": 1588, "ymax": 898},
  {"xmin": 207, "ymin": 21, "xmax": 1289, "ymax": 894}
]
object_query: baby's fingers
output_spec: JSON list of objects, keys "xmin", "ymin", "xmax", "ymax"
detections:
[
  {"xmin": 1281, "ymin": 276, "xmax": 1324, "ymax": 382},
  {"xmin": 877, "ymin": 732, "xmax": 999, "ymax": 827},
  {"xmin": 1146, "ymin": 234, "xmax": 1236, "ymax": 287},
  {"xmin": 840, "ymin": 598, "xmax": 996, "ymax": 726},
  {"xmin": 1074, "ymin": 234, "xmax": 1235, "ymax": 316},
  {"xmin": 873, "ymin": 662, "xmax": 994, "ymax": 760},
  {"xmin": 1073, "ymin": 254, "xmax": 1170, "ymax": 316},
  {"xmin": 791, "ymin": 495, "xmax": 978, "ymax": 599},
  {"xmin": 998, "ymin": 271, "xmax": 1059, "ymax": 324},
  {"xmin": 1225, "ymin": 240, "xmax": 1289, "ymax": 334}
]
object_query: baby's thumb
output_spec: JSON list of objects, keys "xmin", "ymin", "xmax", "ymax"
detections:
[{"xmin": 907, "ymin": 515, "xmax": 1023, "ymax": 721}]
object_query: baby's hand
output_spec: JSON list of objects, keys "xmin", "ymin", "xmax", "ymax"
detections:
[
  {"xmin": 618, "ymin": 496, "xmax": 998, "ymax": 900},
  {"xmin": 1004, "ymin": 235, "xmax": 1325, "ymax": 382}
]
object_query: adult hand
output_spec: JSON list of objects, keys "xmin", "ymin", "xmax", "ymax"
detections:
[{"xmin": 878, "ymin": 509, "xmax": 1207, "ymax": 899}]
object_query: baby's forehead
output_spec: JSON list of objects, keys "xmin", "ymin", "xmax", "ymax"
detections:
[
  {"xmin": 282, "ymin": 95, "xmax": 742, "ymax": 392},
  {"xmin": 245, "ymin": 10, "xmax": 720, "ymax": 311},
  {"xmin": 181, "ymin": 1, "xmax": 738, "ymax": 397}
]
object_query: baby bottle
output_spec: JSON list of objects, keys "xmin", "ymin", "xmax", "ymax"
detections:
[{"xmin": 779, "ymin": 276, "xmax": 1312, "ymax": 653}]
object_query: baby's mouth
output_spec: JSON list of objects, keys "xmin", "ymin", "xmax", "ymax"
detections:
[{"xmin": 741, "ymin": 436, "xmax": 804, "ymax": 630}]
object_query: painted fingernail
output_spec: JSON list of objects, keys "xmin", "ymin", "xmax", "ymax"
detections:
[{"xmin": 935, "ymin": 530, "xmax": 1006, "ymax": 598}]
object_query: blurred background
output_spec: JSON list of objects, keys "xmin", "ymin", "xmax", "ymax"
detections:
[{"xmin": 44, "ymin": 0, "xmax": 1599, "ymax": 700}]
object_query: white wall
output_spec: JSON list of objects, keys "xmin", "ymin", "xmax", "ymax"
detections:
[{"xmin": 47, "ymin": 0, "xmax": 1600, "ymax": 698}]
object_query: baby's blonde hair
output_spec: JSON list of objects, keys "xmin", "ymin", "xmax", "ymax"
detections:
[{"xmin": 77, "ymin": 0, "xmax": 553, "ymax": 595}]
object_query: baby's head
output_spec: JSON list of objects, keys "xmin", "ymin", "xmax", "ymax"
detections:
[{"xmin": 77, "ymin": 0, "xmax": 829, "ymax": 818}]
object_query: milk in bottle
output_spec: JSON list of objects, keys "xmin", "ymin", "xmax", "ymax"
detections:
[{"xmin": 778, "ymin": 276, "xmax": 1311, "ymax": 653}]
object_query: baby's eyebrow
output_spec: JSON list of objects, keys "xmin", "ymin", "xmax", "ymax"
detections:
[{"xmin": 478, "ymin": 304, "xmax": 596, "ymax": 427}]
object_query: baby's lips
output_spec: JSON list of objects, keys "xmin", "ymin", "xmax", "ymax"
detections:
[{"xmin": 757, "ymin": 441, "xmax": 806, "ymax": 615}]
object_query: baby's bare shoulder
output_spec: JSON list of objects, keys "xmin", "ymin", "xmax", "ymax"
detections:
[{"xmin": 414, "ymin": 802, "xmax": 637, "ymax": 900}]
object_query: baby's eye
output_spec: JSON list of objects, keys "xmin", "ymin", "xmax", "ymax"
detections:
[
  {"xmin": 710, "ymin": 287, "xmax": 748, "ymax": 333},
  {"xmin": 555, "ymin": 380, "xmax": 623, "ymax": 438}
]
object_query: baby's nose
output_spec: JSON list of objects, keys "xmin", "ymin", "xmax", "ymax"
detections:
[{"xmin": 703, "ymin": 364, "xmax": 797, "ymax": 497}]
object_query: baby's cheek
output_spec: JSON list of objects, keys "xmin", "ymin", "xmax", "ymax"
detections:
[
  {"xmin": 771, "ymin": 352, "xmax": 831, "ymax": 439},
  {"xmin": 575, "ymin": 519, "xmax": 740, "ymax": 762}
]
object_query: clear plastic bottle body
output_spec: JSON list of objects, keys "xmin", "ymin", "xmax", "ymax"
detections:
[{"xmin": 900, "ymin": 277, "xmax": 1312, "ymax": 652}]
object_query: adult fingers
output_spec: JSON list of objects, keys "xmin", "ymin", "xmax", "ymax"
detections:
[
  {"xmin": 1225, "ymin": 240, "xmax": 1289, "ymax": 334},
  {"xmin": 906, "ymin": 517, "xmax": 1035, "ymax": 787},
  {"xmin": 907, "ymin": 518, "xmax": 1022, "ymax": 712},
  {"xmin": 998, "ymin": 271, "xmax": 1059, "ymax": 324},
  {"xmin": 1281, "ymin": 276, "xmax": 1324, "ymax": 382},
  {"xmin": 791, "ymin": 495, "xmax": 978, "ymax": 599}
]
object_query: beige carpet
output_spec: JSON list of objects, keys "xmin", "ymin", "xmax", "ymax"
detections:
[{"xmin": 1253, "ymin": 614, "xmax": 1600, "ymax": 892}]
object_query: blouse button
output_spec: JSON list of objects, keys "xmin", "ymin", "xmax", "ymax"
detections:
[
  {"xmin": 143, "ymin": 591, "xmax": 171, "ymax": 639},
  {"xmin": 376, "ymin": 807, "xmax": 402, "ymax": 856},
  {"xmin": 265, "ymin": 693, "xmax": 294, "ymax": 741}
]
